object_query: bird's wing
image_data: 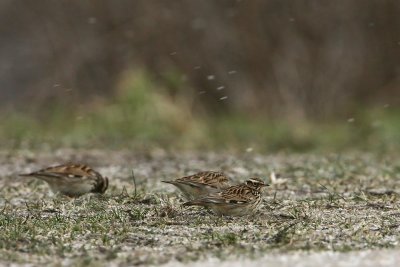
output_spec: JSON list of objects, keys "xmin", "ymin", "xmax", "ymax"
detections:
[
  {"xmin": 198, "ymin": 185, "xmax": 255, "ymax": 204},
  {"xmin": 21, "ymin": 163, "xmax": 100, "ymax": 180},
  {"xmin": 177, "ymin": 171, "xmax": 228, "ymax": 187}
]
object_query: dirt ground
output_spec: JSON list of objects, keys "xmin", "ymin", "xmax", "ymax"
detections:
[
  {"xmin": 0, "ymin": 149, "xmax": 399, "ymax": 266},
  {"xmin": 161, "ymin": 249, "xmax": 400, "ymax": 267}
]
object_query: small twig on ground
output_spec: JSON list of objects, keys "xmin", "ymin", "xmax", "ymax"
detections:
[
  {"xmin": 318, "ymin": 183, "xmax": 347, "ymax": 201},
  {"xmin": 131, "ymin": 169, "xmax": 137, "ymax": 199}
]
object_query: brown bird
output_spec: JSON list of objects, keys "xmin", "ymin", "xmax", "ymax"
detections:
[
  {"xmin": 20, "ymin": 163, "xmax": 109, "ymax": 197},
  {"xmin": 183, "ymin": 177, "xmax": 268, "ymax": 216},
  {"xmin": 162, "ymin": 171, "xmax": 231, "ymax": 200}
]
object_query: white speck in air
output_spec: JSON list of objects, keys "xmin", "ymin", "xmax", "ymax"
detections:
[
  {"xmin": 88, "ymin": 17, "xmax": 97, "ymax": 24},
  {"xmin": 347, "ymin": 118, "xmax": 355, "ymax": 123},
  {"xmin": 219, "ymin": 96, "xmax": 228, "ymax": 101},
  {"xmin": 207, "ymin": 75, "xmax": 215, "ymax": 80},
  {"xmin": 228, "ymin": 70, "xmax": 237, "ymax": 75},
  {"xmin": 217, "ymin": 86, "xmax": 225, "ymax": 90}
]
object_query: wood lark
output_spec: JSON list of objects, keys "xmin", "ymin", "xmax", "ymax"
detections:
[
  {"xmin": 183, "ymin": 177, "xmax": 268, "ymax": 216},
  {"xmin": 20, "ymin": 163, "xmax": 109, "ymax": 197},
  {"xmin": 162, "ymin": 171, "xmax": 231, "ymax": 200}
]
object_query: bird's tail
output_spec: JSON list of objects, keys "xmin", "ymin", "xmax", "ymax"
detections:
[
  {"xmin": 183, "ymin": 200, "xmax": 204, "ymax": 207},
  {"xmin": 161, "ymin": 181, "xmax": 174, "ymax": 184},
  {"xmin": 19, "ymin": 173, "xmax": 34, "ymax": 177},
  {"xmin": 161, "ymin": 180, "xmax": 180, "ymax": 185}
]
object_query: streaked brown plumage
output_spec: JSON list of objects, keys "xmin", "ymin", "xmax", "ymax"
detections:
[
  {"xmin": 183, "ymin": 177, "xmax": 268, "ymax": 216},
  {"xmin": 20, "ymin": 163, "xmax": 109, "ymax": 197},
  {"xmin": 162, "ymin": 171, "xmax": 231, "ymax": 200}
]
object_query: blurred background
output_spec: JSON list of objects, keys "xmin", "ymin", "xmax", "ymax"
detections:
[{"xmin": 0, "ymin": 0, "xmax": 399, "ymax": 152}]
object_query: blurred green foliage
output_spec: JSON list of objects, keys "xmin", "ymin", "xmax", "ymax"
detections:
[{"xmin": 0, "ymin": 71, "xmax": 399, "ymax": 152}]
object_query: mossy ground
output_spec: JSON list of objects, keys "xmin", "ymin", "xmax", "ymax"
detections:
[{"xmin": 0, "ymin": 149, "xmax": 399, "ymax": 266}]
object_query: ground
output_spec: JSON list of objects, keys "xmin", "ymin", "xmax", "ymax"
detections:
[{"xmin": 0, "ymin": 149, "xmax": 399, "ymax": 266}]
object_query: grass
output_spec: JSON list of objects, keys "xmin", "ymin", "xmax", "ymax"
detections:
[
  {"xmin": 0, "ymin": 149, "xmax": 399, "ymax": 266},
  {"xmin": 0, "ymin": 71, "xmax": 399, "ymax": 152}
]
